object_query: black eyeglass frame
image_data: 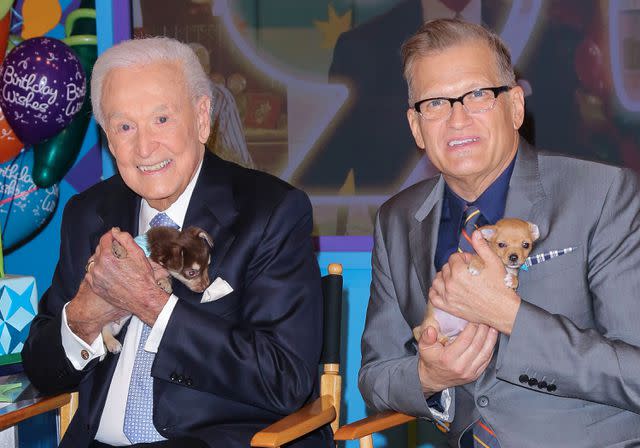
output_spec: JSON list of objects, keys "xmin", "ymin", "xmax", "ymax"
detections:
[{"xmin": 413, "ymin": 85, "xmax": 512, "ymax": 117}]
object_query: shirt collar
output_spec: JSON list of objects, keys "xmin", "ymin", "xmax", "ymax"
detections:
[
  {"xmin": 138, "ymin": 159, "xmax": 203, "ymax": 234},
  {"xmin": 442, "ymin": 154, "xmax": 517, "ymax": 226}
]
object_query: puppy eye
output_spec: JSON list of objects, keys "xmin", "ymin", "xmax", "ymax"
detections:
[
  {"xmin": 522, "ymin": 242, "xmax": 530, "ymax": 249},
  {"xmin": 185, "ymin": 269, "xmax": 199, "ymax": 278},
  {"xmin": 498, "ymin": 242, "xmax": 507, "ymax": 248}
]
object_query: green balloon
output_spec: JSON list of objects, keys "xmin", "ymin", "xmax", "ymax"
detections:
[{"xmin": 33, "ymin": 42, "xmax": 97, "ymax": 188}]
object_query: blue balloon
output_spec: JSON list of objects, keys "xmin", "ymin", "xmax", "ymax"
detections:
[{"xmin": 0, "ymin": 148, "xmax": 59, "ymax": 251}]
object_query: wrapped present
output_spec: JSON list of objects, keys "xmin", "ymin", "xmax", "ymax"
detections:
[{"xmin": 0, "ymin": 275, "xmax": 38, "ymax": 356}]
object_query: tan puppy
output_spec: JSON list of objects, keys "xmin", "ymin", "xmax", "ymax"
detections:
[{"xmin": 413, "ymin": 218, "xmax": 539, "ymax": 344}]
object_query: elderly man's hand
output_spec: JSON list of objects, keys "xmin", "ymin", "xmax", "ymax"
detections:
[
  {"xmin": 417, "ymin": 322, "xmax": 498, "ymax": 395},
  {"xmin": 66, "ymin": 279, "xmax": 129, "ymax": 344},
  {"xmin": 429, "ymin": 230, "xmax": 521, "ymax": 335},
  {"xmin": 85, "ymin": 228, "xmax": 170, "ymax": 326}
]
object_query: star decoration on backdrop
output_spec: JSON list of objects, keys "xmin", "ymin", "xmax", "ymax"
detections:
[{"xmin": 313, "ymin": 4, "xmax": 352, "ymax": 49}]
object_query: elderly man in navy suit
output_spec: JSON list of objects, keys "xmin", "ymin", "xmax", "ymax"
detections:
[{"xmin": 23, "ymin": 37, "xmax": 331, "ymax": 448}]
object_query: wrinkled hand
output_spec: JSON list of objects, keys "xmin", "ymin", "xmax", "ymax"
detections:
[
  {"xmin": 429, "ymin": 230, "xmax": 521, "ymax": 334},
  {"xmin": 418, "ymin": 322, "xmax": 498, "ymax": 395},
  {"xmin": 85, "ymin": 228, "xmax": 169, "ymax": 326},
  {"xmin": 66, "ymin": 279, "xmax": 129, "ymax": 344}
]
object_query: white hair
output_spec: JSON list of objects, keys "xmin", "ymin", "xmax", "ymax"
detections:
[{"xmin": 91, "ymin": 37, "xmax": 212, "ymax": 127}]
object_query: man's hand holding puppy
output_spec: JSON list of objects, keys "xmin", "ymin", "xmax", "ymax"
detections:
[
  {"xmin": 417, "ymin": 320, "xmax": 498, "ymax": 395},
  {"xmin": 85, "ymin": 228, "xmax": 171, "ymax": 328},
  {"xmin": 430, "ymin": 230, "xmax": 521, "ymax": 336}
]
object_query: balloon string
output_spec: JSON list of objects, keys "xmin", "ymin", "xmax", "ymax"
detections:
[{"xmin": 10, "ymin": 7, "xmax": 22, "ymax": 34}]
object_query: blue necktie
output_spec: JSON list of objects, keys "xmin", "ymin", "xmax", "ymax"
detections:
[
  {"xmin": 456, "ymin": 207, "xmax": 501, "ymax": 448},
  {"xmin": 123, "ymin": 212, "xmax": 179, "ymax": 443}
]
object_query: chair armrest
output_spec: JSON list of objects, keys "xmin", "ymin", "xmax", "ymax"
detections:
[
  {"xmin": 250, "ymin": 395, "xmax": 336, "ymax": 447},
  {"xmin": 334, "ymin": 411, "xmax": 415, "ymax": 441}
]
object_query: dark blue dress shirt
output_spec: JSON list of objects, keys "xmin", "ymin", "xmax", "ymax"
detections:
[{"xmin": 434, "ymin": 156, "xmax": 517, "ymax": 271}]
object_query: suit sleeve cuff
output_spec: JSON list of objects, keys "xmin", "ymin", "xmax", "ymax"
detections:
[
  {"xmin": 145, "ymin": 294, "xmax": 178, "ymax": 353},
  {"xmin": 61, "ymin": 302, "xmax": 105, "ymax": 370}
]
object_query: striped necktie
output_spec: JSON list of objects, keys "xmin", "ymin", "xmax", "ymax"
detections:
[
  {"xmin": 458, "ymin": 205, "xmax": 489, "ymax": 253},
  {"xmin": 457, "ymin": 206, "xmax": 501, "ymax": 448},
  {"xmin": 123, "ymin": 212, "xmax": 180, "ymax": 443}
]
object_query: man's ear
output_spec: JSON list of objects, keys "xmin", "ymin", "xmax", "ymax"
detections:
[
  {"xmin": 479, "ymin": 226, "xmax": 497, "ymax": 241},
  {"xmin": 196, "ymin": 95, "xmax": 212, "ymax": 144},
  {"xmin": 407, "ymin": 108, "xmax": 426, "ymax": 150},
  {"xmin": 508, "ymin": 84, "xmax": 525, "ymax": 130},
  {"xmin": 528, "ymin": 222, "xmax": 540, "ymax": 241}
]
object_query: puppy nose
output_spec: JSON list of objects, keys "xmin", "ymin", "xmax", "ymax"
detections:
[{"xmin": 509, "ymin": 254, "xmax": 519, "ymax": 263}]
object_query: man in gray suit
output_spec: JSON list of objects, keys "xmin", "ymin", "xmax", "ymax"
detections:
[{"xmin": 359, "ymin": 18, "xmax": 640, "ymax": 447}]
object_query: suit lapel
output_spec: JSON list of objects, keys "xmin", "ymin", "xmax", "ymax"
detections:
[
  {"xmin": 495, "ymin": 139, "xmax": 547, "ymax": 366},
  {"xmin": 409, "ymin": 176, "xmax": 445, "ymax": 299},
  {"xmin": 175, "ymin": 152, "xmax": 237, "ymax": 302},
  {"xmin": 93, "ymin": 176, "xmax": 140, "ymax": 249}
]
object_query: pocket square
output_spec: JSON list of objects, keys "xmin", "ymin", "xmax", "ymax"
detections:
[
  {"xmin": 201, "ymin": 277, "xmax": 233, "ymax": 303},
  {"xmin": 521, "ymin": 247, "xmax": 576, "ymax": 271}
]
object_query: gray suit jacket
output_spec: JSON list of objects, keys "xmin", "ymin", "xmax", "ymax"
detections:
[{"xmin": 359, "ymin": 141, "xmax": 640, "ymax": 447}]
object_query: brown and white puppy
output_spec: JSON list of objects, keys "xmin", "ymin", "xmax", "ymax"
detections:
[
  {"xmin": 102, "ymin": 226, "xmax": 214, "ymax": 353},
  {"xmin": 413, "ymin": 218, "xmax": 539, "ymax": 344}
]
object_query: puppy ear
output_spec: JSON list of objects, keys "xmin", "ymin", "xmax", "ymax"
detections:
[
  {"xmin": 528, "ymin": 222, "xmax": 540, "ymax": 241},
  {"xmin": 198, "ymin": 230, "xmax": 214, "ymax": 248},
  {"xmin": 479, "ymin": 226, "xmax": 496, "ymax": 241}
]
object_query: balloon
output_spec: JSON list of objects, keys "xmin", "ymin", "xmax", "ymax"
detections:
[
  {"xmin": 0, "ymin": 107, "xmax": 23, "ymax": 164},
  {"xmin": 0, "ymin": 1, "xmax": 11, "ymax": 21},
  {"xmin": 21, "ymin": 0, "xmax": 62, "ymax": 39},
  {"xmin": 574, "ymin": 37, "xmax": 611, "ymax": 97},
  {"xmin": 0, "ymin": 148, "xmax": 59, "ymax": 252},
  {"xmin": 0, "ymin": 37, "xmax": 86, "ymax": 145},
  {"xmin": 33, "ymin": 36, "xmax": 97, "ymax": 187}
]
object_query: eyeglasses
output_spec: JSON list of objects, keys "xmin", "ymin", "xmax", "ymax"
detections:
[{"xmin": 413, "ymin": 85, "xmax": 512, "ymax": 120}]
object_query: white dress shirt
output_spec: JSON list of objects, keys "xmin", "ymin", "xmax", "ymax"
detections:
[{"xmin": 61, "ymin": 161, "xmax": 202, "ymax": 445}]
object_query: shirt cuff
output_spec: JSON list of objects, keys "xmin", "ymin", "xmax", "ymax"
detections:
[
  {"xmin": 145, "ymin": 294, "xmax": 178, "ymax": 353},
  {"xmin": 61, "ymin": 302, "xmax": 106, "ymax": 370},
  {"xmin": 426, "ymin": 388, "xmax": 454, "ymax": 423}
]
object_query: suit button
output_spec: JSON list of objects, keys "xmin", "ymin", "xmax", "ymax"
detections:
[
  {"xmin": 477, "ymin": 396, "xmax": 489, "ymax": 408},
  {"xmin": 518, "ymin": 374, "xmax": 529, "ymax": 384},
  {"xmin": 537, "ymin": 381, "xmax": 547, "ymax": 389},
  {"xmin": 186, "ymin": 378, "xmax": 193, "ymax": 387},
  {"xmin": 177, "ymin": 375, "xmax": 184, "ymax": 384},
  {"xmin": 547, "ymin": 384, "xmax": 557, "ymax": 392},
  {"xmin": 170, "ymin": 372, "xmax": 177, "ymax": 381},
  {"xmin": 528, "ymin": 377, "xmax": 538, "ymax": 387}
]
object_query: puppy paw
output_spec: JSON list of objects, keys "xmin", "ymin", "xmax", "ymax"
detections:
[
  {"xmin": 105, "ymin": 338, "xmax": 123, "ymax": 354},
  {"xmin": 112, "ymin": 240, "xmax": 127, "ymax": 259},
  {"xmin": 157, "ymin": 277, "xmax": 173, "ymax": 294}
]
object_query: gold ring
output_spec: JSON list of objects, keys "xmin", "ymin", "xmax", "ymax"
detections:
[{"xmin": 85, "ymin": 259, "xmax": 95, "ymax": 273}]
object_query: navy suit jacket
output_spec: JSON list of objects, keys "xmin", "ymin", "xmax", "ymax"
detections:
[{"xmin": 23, "ymin": 151, "xmax": 332, "ymax": 447}]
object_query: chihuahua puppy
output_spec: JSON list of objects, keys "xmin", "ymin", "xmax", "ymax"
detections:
[
  {"xmin": 413, "ymin": 218, "xmax": 539, "ymax": 344},
  {"xmin": 102, "ymin": 226, "xmax": 214, "ymax": 354}
]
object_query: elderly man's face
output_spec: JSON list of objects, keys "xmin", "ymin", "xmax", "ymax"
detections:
[
  {"xmin": 407, "ymin": 40, "xmax": 524, "ymax": 198},
  {"xmin": 101, "ymin": 61, "xmax": 210, "ymax": 211}
]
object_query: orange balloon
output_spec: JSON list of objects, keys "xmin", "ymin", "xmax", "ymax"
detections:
[
  {"xmin": 0, "ymin": 108, "xmax": 24, "ymax": 163},
  {"xmin": 21, "ymin": 0, "xmax": 62, "ymax": 39},
  {"xmin": 0, "ymin": 9, "xmax": 10, "ymax": 64}
]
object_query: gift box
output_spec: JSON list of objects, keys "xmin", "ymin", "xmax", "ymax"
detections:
[{"xmin": 0, "ymin": 275, "xmax": 38, "ymax": 357}]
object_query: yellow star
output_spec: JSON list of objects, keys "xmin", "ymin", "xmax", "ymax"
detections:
[{"xmin": 314, "ymin": 4, "xmax": 352, "ymax": 49}]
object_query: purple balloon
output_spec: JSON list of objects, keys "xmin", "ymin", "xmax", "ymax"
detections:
[{"xmin": 0, "ymin": 37, "xmax": 86, "ymax": 145}]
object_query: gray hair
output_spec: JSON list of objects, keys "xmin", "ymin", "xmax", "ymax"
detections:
[
  {"xmin": 91, "ymin": 37, "xmax": 212, "ymax": 127},
  {"xmin": 401, "ymin": 19, "xmax": 516, "ymax": 104}
]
